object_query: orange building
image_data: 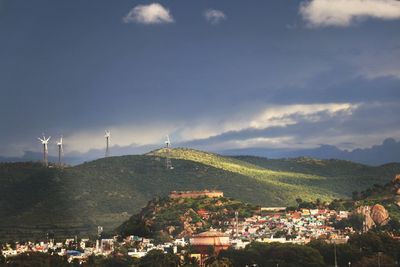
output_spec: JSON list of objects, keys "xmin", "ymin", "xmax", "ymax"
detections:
[{"xmin": 189, "ymin": 230, "xmax": 230, "ymax": 266}]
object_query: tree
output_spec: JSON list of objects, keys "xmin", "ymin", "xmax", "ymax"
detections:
[
  {"xmin": 0, "ymin": 253, "xmax": 69, "ymax": 267},
  {"xmin": 138, "ymin": 250, "xmax": 180, "ymax": 267},
  {"xmin": 353, "ymin": 254, "xmax": 395, "ymax": 267},
  {"xmin": 219, "ymin": 248, "xmax": 258, "ymax": 267},
  {"xmin": 334, "ymin": 214, "xmax": 364, "ymax": 231},
  {"xmin": 349, "ymin": 232, "xmax": 384, "ymax": 256},
  {"xmin": 181, "ymin": 252, "xmax": 199, "ymax": 267},
  {"xmin": 205, "ymin": 257, "xmax": 232, "ymax": 267},
  {"xmin": 229, "ymin": 242, "xmax": 325, "ymax": 267},
  {"xmin": 328, "ymin": 199, "xmax": 346, "ymax": 211},
  {"xmin": 352, "ymin": 191, "xmax": 360, "ymax": 201},
  {"xmin": 308, "ymin": 240, "xmax": 362, "ymax": 266}
]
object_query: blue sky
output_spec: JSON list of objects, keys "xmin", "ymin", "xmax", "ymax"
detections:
[{"xmin": 1, "ymin": 0, "xmax": 400, "ymax": 157}]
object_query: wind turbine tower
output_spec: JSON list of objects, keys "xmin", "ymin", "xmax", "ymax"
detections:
[
  {"xmin": 165, "ymin": 135, "xmax": 173, "ymax": 170},
  {"xmin": 38, "ymin": 134, "xmax": 51, "ymax": 166},
  {"xmin": 105, "ymin": 130, "xmax": 111, "ymax": 157},
  {"xmin": 57, "ymin": 135, "xmax": 63, "ymax": 166}
]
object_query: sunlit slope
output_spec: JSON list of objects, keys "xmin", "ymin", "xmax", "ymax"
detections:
[{"xmin": 148, "ymin": 148, "xmax": 400, "ymax": 201}]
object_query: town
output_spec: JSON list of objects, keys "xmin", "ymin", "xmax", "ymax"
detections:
[{"xmin": 2, "ymin": 190, "xmax": 396, "ymax": 266}]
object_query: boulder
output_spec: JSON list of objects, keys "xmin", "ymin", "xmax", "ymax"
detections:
[
  {"xmin": 393, "ymin": 174, "xmax": 400, "ymax": 183},
  {"xmin": 167, "ymin": 225, "xmax": 176, "ymax": 235},
  {"xmin": 355, "ymin": 206, "xmax": 375, "ymax": 230},
  {"xmin": 370, "ymin": 204, "xmax": 390, "ymax": 226}
]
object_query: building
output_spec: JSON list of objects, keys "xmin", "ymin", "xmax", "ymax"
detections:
[
  {"xmin": 189, "ymin": 230, "xmax": 230, "ymax": 267},
  {"xmin": 169, "ymin": 190, "xmax": 223, "ymax": 199}
]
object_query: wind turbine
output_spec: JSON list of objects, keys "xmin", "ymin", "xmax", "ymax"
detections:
[
  {"xmin": 57, "ymin": 135, "xmax": 63, "ymax": 166},
  {"xmin": 105, "ymin": 130, "xmax": 111, "ymax": 157},
  {"xmin": 165, "ymin": 135, "xmax": 173, "ymax": 170},
  {"xmin": 38, "ymin": 134, "xmax": 51, "ymax": 166}
]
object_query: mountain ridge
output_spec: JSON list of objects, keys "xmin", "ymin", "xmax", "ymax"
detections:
[
  {"xmin": 1, "ymin": 138, "xmax": 399, "ymax": 166},
  {"xmin": 220, "ymin": 138, "xmax": 400, "ymax": 166}
]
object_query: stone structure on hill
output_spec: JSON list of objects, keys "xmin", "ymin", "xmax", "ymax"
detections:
[{"xmin": 169, "ymin": 190, "xmax": 223, "ymax": 199}]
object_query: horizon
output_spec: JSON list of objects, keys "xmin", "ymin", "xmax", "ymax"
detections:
[{"xmin": 2, "ymin": 137, "xmax": 400, "ymax": 167}]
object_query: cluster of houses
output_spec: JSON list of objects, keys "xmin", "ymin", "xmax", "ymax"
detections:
[
  {"xmin": 226, "ymin": 207, "xmax": 352, "ymax": 248},
  {"xmin": 1, "ymin": 206, "xmax": 354, "ymax": 264}
]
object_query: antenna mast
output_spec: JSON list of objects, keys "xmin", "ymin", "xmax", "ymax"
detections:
[
  {"xmin": 105, "ymin": 130, "xmax": 110, "ymax": 157},
  {"xmin": 165, "ymin": 135, "xmax": 173, "ymax": 170}
]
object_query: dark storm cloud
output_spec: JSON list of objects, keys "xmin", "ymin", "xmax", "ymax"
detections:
[{"xmin": 0, "ymin": 0, "xmax": 400, "ymax": 156}]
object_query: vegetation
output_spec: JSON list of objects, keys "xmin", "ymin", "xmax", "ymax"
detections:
[
  {"xmin": 326, "ymin": 176, "xmax": 400, "ymax": 223},
  {"xmin": 0, "ymin": 253, "xmax": 70, "ymax": 267},
  {"xmin": 117, "ymin": 196, "xmax": 258, "ymax": 241},
  {"xmin": 217, "ymin": 232, "xmax": 400, "ymax": 267},
  {"xmin": 0, "ymin": 148, "xmax": 399, "ymax": 240},
  {"xmin": 220, "ymin": 242, "xmax": 325, "ymax": 267}
]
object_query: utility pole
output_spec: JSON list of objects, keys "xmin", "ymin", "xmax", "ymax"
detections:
[
  {"xmin": 378, "ymin": 252, "xmax": 382, "ymax": 267},
  {"xmin": 334, "ymin": 242, "xmax": 338, "ymax": 267},
  {"xmin": 235, "ymin": 211, "xmax": 239, "ymax": 238}
]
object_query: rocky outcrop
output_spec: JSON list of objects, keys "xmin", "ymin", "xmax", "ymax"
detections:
[
  {"xmin": 355, "ymin": 206, "xmax": 375, "ymax": 230},
  {"xmin": 370, "ymin": 204, "xmax": 390, "ymax": 226},
  {"xmin": 355, "ymin": 204, "xmax": 390, "ymax": 230},
  {"xmin": 396, "ymin": 188, "xmax": 400, "ymax": 196},
  {"xmin": 393, "ymin": 174, "xmax": 400, "ymax": 184}
]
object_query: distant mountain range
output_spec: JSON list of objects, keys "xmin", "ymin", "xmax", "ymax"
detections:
[
  {"xmin": 1, "ymin": 148, "xmax": 399, "ymax": 241},
  {"xmin": 1, "ymin": 138, "xmax": 399, "ymax": 166},
  {"xmin": 220, "ymin": 138, "xmax": 400, "ymax": 166}
]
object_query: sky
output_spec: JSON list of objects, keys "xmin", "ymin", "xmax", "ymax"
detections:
[{"xmin": 0, "ymin": 0, "xmax": 400, "ymax": 158}]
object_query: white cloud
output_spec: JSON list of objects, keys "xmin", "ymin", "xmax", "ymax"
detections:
[
  {"xmin": 300, "ymin": 0, "xmax": 400, "ymax": 27},
  {"xmin": 178, "ymin": 103, "xmax": 358, "ymax": 142},
  {"xmin": 60, "ymin": 103, "xmax": 356, "ymax": 154},
  {"xmin": 249, "ymin": 103, "xmax": 357, "ymax": 128},
  {"xmin": 122, "ymin": 3, "xmax": 174, "ymax": 24},
  {"xmin": 204, "ymin": 9, "xmax": 227, "ymax": 24}
]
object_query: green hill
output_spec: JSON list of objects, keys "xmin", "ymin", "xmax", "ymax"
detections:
[
  {"xmin": 117, "ymin": 196, "xmax": 259, "ymax": 242},
  {"xmin": 0, "ymin": 148, "xmax": 399, "ymax": 241}
]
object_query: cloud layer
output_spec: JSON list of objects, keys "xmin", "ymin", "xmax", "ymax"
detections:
[
  {"xmin": 122, "ymin": 3, "xmax": 174, "ymax": 24},
  {"xmin": 204, "ymin": 9, "xmax": 227, "ymax": 24},
  {"xmin": 300, "ymin": 0, "xmax": 400, "ymax": 27}
]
